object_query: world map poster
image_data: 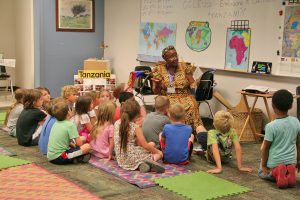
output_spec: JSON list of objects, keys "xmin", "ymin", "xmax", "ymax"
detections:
[
  {"xmin": 282, "ymin": 6, "xmax": 300, "ymax": 58},
  {"xmin": 138, "ymin": 22, "xmax": 176, "ymax": 62},
  {"xmin": 225, "ymin": 29, "xmax": 251, "ymax": 72}
]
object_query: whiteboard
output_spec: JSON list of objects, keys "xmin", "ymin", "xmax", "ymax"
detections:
[{"xmin": 140, "ymin": 0, "xmax": 283, "ymax": 72}]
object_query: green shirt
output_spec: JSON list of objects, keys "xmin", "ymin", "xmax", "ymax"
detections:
[
  {"xmin": 206, "ymin": 128, "xmax": 239, "ymax": 162},
  {"xmin": 47, "ymin": 120, "xmax": 79, "ymax": 161},
  {"xmin": 265, "ymin": 116, "xmax": 300, "ymax": 168}
]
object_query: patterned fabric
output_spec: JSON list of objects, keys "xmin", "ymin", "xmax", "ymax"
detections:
[
  {"xmin": 89, "ymin": 156, "xmax": 190, "ymax": 188},
  {"xmin": 114, "ymin": 120, "xmax": 152, "ymax": 170},
  {"xmin": 0, "ymin": 164, "xmax": 101, "ymax": 200},
  {"xmin": 152, "ymin": 62, "xmax": 202, "ymax": 131},
  {"xmin": 0, "ymin": 146, "xmax": 16, "ymax": 156}
]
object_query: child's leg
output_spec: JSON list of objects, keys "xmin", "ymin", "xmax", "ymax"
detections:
[
  {"xmin": 196, "ymin": 130, "xmax": 208, "ymax": 151},
  {"xmin": 188, "ymin": 134, "xmax": 194, "ymax": 160},
  {"xmin": 258, "ymin": 162, "xmax": 274, "ymax": 181},
  {"xmin": 50, "ymin": 147, "xmax": 82, "ymax": 165},
  {"xmin": 286, "ymin": 164, "xmax": 296, "ymax": 187}
]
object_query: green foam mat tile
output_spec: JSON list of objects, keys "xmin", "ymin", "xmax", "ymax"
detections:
[
  {"xmin": 0, "ymin": 155, "xmax": 32, "ymax": 170},
  {"xmin": 154, "ymin": 171, "xmax": 251, "ymax": 200}
]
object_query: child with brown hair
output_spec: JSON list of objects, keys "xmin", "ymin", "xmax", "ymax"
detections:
[
  {"xmin": 99, "ymin": 89, "xmax": 112, "ymax": 104},
  {"xmin": 160, "ymin": 104, "xmax": 193, "ymax": 164},
  {"xmin": 61, "ymin": 85, "xmax": 78, "ymax": 113},
  {"xmin": 90, "ymin": 101, "xmax": 116, "ymax": 160},
  {"xmin": 142, "ymin": 96, "xmax": 170, "ymax": 148},
  {"xmin": 47, "ymin": 101, "xmax": 91, "ymax": 164},
  {"xmin": 2, "ymin": 88, "xmax": 27, "ymax": 137},
  {"xmin": 36, "ymin": 86, "xmax": 51, "ymax": 110},
  {"xmin": 197, "ymin": 110, "xmax": 252, "ymax": 174},
  {"xmin": 114, "ymin": 99, "xmax": 164, "ymax": 173},
  {"xmin": 84, "ymin": 91, "xmax": 101, "ymax": 125},
  {"xmin": 260, "ymin": 89, "xmax": 300, "ymax": 189},
  {"xmin": 71, "ymin": 96, "xmax": 93, "ymax": 143},
  {"xmin": 16, "ymin": 89, "xmax": 47, "ymax": 146}
]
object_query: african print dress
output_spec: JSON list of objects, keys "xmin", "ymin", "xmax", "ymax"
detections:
[
  {"xmin": 152, "ymin": 62, "xmax": 202, "ymax": 132},
  {"xmin": 114, "ymin": 120, "xmax": 152, "ymax": 170}
]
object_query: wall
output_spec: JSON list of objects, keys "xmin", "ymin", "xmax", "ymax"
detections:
[
  {"xmin": 0, "ymin": 0, "xmax": 16, "ymax": 85},
  {"xmin": 105, "ymin": 0, "xmax": 299, "ymax": 117},
  {"xmin": 14, "ymin": 0, "xmax": 34, "ymax": 89},
  {"xmin": 36, "ymin": 0, "xmax": 105, "ymax": 97}
]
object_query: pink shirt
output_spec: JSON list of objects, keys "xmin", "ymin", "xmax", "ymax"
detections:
[{"xmin": 90, "ymin": 124, "xmax": 114, "ymax": 159}]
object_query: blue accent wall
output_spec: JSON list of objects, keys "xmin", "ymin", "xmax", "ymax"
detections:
[{"xmin": 35, "ymin": 0, "xmax": 104, "ymax": 97}]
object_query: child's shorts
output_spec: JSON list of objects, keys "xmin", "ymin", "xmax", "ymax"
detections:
[
  {"xmin": 50, "ymin": 146, "xmax": 83, "ymax": 165},
  {"xmin": 196, "ymin": 131, "xmax": 208, "ymax": 150}
]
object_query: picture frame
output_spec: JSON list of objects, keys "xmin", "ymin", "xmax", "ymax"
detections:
[{"xmin": 56, "ymin": 0, "xmax": 95, "ymax": 32}]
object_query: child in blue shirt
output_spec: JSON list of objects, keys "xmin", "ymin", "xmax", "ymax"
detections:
[
  {"xmin": 160, "ymin": 104, "xmax": 193, "ymax": 164},
  {"xmin": 260, "ymin": 89, "xmax": 300, "ymax": 189}
]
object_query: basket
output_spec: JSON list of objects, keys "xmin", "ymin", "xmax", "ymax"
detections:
[{"xmin": 229, "ymin": 108, "xmax": 264, "ymax": 142}]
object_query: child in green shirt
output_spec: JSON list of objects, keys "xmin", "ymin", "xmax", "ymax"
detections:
[{"xmin": 197, "ymin": 110, "xmax": 252, "ymax": 174}]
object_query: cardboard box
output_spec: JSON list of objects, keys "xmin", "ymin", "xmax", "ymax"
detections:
[{"xmin": 84, "ymin": 59, "xmax": 109, "ymax": 70}]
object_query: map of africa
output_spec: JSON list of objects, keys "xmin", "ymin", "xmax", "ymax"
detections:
[
  {"xmin": 282, "ymin": 6, "xmax": 300, "ymax": 58},
  {"xmin": 138, "ymin": 22, "xmax": 176, "ymax": 62},
  {"xmin": 185, "ymin": 21, "xmax": 211, "ymax": 52},
  {"xmin": 225, "ymin": 29, "xmax": 251, "ymax": 72}
]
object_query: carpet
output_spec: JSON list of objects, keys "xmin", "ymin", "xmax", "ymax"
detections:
[
  {"xmin": 0, "ymin": 164, "xmax": 101, "ymax": 200},
  {"xmin": 89, "ymin": 156, "xmax": 190, "ymax": 188},
  {"xmin": 0, "ymin": 145, "xmax": 16, "ymax": 156},
  {"xmin": 154, "ymin": 171, "xmax": 251, "ymax": 200},
  {"xmin": 0, "ymin": 155, "xmax": 31, "ymax": 170}
]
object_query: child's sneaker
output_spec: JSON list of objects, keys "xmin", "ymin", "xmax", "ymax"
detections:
[
  {"xmin": 286, "ymin": 164, "xmax": 296, "ymax": 187},
  {"xmin": 138, "ymin": 162, "xmax": 150, "ymax": 173},
  {"xmin": 193, "ymin": 146, "xmax": 205, "ymax": 156},
  {"xmin": 144, "ymin": 159, "xmax": 165, "ymax": 173},
  {"xmin": 272, "ymin": 164, "xmax": 288, "ymax": 189},
  {"xmin": 74, "ymin": 153, "xmax": 91, "ymax": 164}
]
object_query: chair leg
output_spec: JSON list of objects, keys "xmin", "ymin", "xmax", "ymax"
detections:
[{"xmin": 204, "ymin": 100, "xmax": 214, "ymax": 119}]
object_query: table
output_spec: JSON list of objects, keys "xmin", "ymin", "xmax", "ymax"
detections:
[
  {"xmin": 239, "ymin": 91, "xmax": 273, "ymax": 142},
  {"xmin": 0, "ymin": 77, "xmax": 13, "ymax": 99}
]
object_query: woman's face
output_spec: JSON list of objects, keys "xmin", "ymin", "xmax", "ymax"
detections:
[{"xmin": 164, "ymin": 49, "xmax": 178, "ymax": 67}]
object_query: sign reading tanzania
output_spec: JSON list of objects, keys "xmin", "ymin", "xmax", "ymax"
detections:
[{"xmin": 78, "ymin": 70, "xmax": 111, "ymax": 78}]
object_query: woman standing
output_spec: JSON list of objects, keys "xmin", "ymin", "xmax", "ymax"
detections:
[{"xmin": 152, "ymin": 46, "xmax": 202, "ymax": 132}]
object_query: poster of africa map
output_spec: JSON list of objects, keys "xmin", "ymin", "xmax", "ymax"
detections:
[
  {"xmin": 138, "ymin": 22, "xmax": 176, "ymax": 62},
  {"xmin": 225, "ymin": 29, "xmax": 251, "ymax": 72},
  {"xmin": 282, "ymin": 6, "xmax": 300, "ymax": 58}
]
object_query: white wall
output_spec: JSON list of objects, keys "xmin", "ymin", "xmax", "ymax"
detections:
[
  {"xmin": 0, "ymin": 0, "xmax": 16, "ymax": 84},
  {"xmin": 105, "ymin": 0, "xmax": 299, "ymax": 118},
  {"xmin": 14, "ymin": 0, "xmax": 34, "ymax": 89}
]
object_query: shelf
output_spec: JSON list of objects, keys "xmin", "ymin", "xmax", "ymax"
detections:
[{"xmin": 199, "ymin": 67, "xmax": 300, "ymax": 80}]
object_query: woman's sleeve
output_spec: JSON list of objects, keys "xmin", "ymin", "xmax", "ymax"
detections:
[
  {"xmin": 152, "ymin": 65, "xmax": 162, "ymax": 80},
  {"xmin": 184, "ymin": 63, "xmax": 196, "ymax": 75}
]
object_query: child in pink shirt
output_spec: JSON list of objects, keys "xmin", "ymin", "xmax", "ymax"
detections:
[{"xmin": 90, "ymin": 101, "xmax": 116, "ymax": 159}]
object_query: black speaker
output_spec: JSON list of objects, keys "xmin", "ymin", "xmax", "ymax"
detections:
[{"xmin": 297, "ymin": 86, "xmax": 300, "ymax": 121}]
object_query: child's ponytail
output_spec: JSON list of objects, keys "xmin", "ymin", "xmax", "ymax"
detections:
[{"xmin": 118, "ymin": 99, "xmax": 141, "ymax": 153}]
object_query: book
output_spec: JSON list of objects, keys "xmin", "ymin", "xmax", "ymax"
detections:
[{"xmin": 242, "ymin": 85, "xmax": 269, "ymax": 94}]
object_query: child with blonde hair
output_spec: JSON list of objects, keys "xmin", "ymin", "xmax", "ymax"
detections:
[
  {"xmin": 47, "ymin": 101, "xmax": 91, "ymax": 164},
  {"xmin": 197, "ymin": 110, "xmax": 252, "ymax": 174},
  {"xmin": 90, "ymin": 101, "xmax": 116, "ymax": 160},
  {"xmin": 71, "ymin": 96, "xmax": 93, "ymax": 143},
  {"xmin": 160, "ymin": 104, "xmax": 193, "ymax": 164},
  {"xmin": 99, "ymin": 89, "xmax": 112, "ymax": 103},
  {"xmin": 142, "ymin": 96, "xmax": 170, "ymax": 148},
  {"xmin": 16, "ymin": 89, "xmax": 47, "ymax": 146},
  {"xmin": 61, "ymin": 85, "xmax": 78, "ymax": 113},
  {"xmin": 2, "ymin": 88, "xmax": 27, "ymax": 136},
  {"xmin": 114, "ymin": 99, "xmax": 164, "ymax": 173}
]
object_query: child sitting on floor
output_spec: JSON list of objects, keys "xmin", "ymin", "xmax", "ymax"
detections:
[
  {"xmin": 85, "ymin": 91, "xmax": 101, "ymax": 125},
  {"xmin": 114, "ymin": 92, "xmax": 134, "ymax": 122},
  {"xmin": 197, "ymin": 110, "xmax": 252, "ymax": 174},
  {"xmin": 142, "ymin": 96, "xmax": 170, "ymax": 149},
  {"xmin": 160, "ymin": 104, "xmax": 193, "ymax": 164},
  {"xmin": 2, "ymin": 88, "xmax": 27, "ymax": 137},
  {"xmin": 16, "ymin": 89, "xmax": 47, "ymax": 146},
  {"xmin": 61, "ymin": 85, "xmax": 78, "ymax": 114},
  {"xmin": 99, "ymin": 89, "xmax": 112, "ymax": 104},
  {"xmin": 36, "ymin": 87, "xmax": 51, "ymax": 110},
  {"xmin": 38, "ymin": 98, "xmax": 64, "ymax": 155},
  {"xmin": 90, "ymin": 101, "xmax": 116, "ymax": 160},
  {"xmin": 259, "ymin": 89, "xmax": 300, "ymax": 189},
  {"xmin": 47, "ymin": 101, "xmax": 91, "ymax": 164},
  {"xmin": 114, "ymin": 99, "xmax": 164, "ymax": 173},
  {"xmin": 71, "ymin": 96, "xmax": 93, "ymax": 143}
]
